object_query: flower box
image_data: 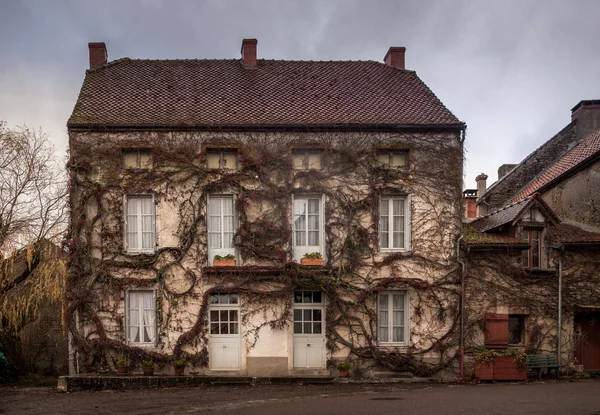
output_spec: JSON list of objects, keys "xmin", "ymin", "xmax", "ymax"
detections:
[
  {"xmin": 213, "ymin": 258, "xmax": 236, "ymax": 267},
  {"xmin": 474, "ymin": 356, "xmax": 526, "ymax": 381},
  {"xmin": 301, "ymin": 257, "xmax": 324, "ymax": 266}
]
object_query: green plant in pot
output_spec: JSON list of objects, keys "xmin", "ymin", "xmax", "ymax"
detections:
[
  {"xmin": 173, "ymin": 358, "xmax": 187, "ymax": 375},
  {"xmin": 336, "ymin": 361, "xmax": 353, "ymax": 378},
  {"xmin": 213, "ymin": 254, "xmax": 236, "ymax": 266},
  {"xmin": 301, "ymin": 252, "xmax": 324, "ymax": 266},
  {"xmin": 141, "ymin": 360, "xmax": 154, "ymax": 376},
  {"xmin": 116, "ymin": 358, "xmax": 129, "ymax": 375}
]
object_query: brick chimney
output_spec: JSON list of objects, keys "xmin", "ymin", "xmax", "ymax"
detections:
[
  {"xmin": 89, "ymin": 42, "xmax": 107, "ymax": 69},
  {"xmin": 476, "ymin": 173, "xmax": 488, "ymax": 198},
  {"xmin": 571, "ymin": 99, "xmax": 600, "ymax": 142},
  {"xmin": 241, "ymin": 38, "xmax": 258, "ymax": 68},
  {"xmin": 384, "ymin": 47, "xmax": 406, "ymax": 69}
]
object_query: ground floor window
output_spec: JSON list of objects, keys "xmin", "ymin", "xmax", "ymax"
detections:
[
  {"xmin": 127, "ymin": 290, "xmax": 156, "ymax": 344},
  {"xmin": 508, "ymin": 314, "xmax": 526, "ymax": 345},
  {"xmin": 378, "ymin": 292, "xmax": 408, "ymax": 344}
]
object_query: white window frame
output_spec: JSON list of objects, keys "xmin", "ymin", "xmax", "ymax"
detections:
[
  {"xmin": 292, "ymin": 149, "xmax": 323, "ymax": 170},
  {"xmin": 379, "ymin": 196, "xmax": 410, "ymax": 252},
  {"xmin": 207, "ymin": 195, "xmax": 237, "ymax": 265},
  {"xmin": 125, "ymin": 289, "xmax": 157, "ymax": 346},
  {"xmin": 122, "ymin": 148, "xmax": 153, "ymax": 169},
  {"xmin": 292, "ymin": 194, "xmax": 325, "ymax": 262},
  {"xmin": 206, "ymin": 149, "xmax": 238, "ymax": 170},
  {"xmin": 124, "ymin": 195, "xmax": 156, "ymax": 253},
  {"xmin": 377, "ymin": 291, "xmax": 409, "ymax": 346}
]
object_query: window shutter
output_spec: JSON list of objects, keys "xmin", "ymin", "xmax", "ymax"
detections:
[{"xmin": 484, "ymin": 313, "xmax": 509, "ymax": 348}]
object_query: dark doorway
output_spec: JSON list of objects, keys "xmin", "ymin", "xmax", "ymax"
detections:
[{"xmin": 575, "ymin": 311, "xmax": 600, "ymax": 371}]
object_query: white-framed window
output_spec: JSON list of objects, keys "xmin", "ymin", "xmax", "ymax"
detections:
[
  {"xmin": 522, "ymin": 229, "xmax": 542, "ymax": 268},
  {"xmin": 207, "ymin": 149, "xmax": 238, "ymax": 170},
  {"xmin": 377, "ymin": 150, "xmax": 408, "ymax": 169},
  {"xmin": 378, "ymin": 292, "xmax": 409, "ymax": 345},
  {"xmin": 379, "ymin": 196, "xmax": 409, "ymax": 251},
  {"xmin": 209, "ymin": 292, "xmax": 240, "ymax": 335},
  {"xmin": 127, "ymin": 290, "xmax": 156, "ymax": 345},
  {"xmin": 293, "ymin": 195, "xmax": 324, "ymax": 261},
  {"xmin": 122, "ymin": 148, "xmax": 153, "ymax": 169},
  {"xmin": 292, "ymin": 149, "xmax": 323, "ymax": 170},
  {"xmin": 207, "ymin": 195, "xmax": 236, "ymax": 264},
  {"xmin": 293, "ymin": 290, "xmax": 323, "ymax": 335},
  {"xmin": 125, "ymin": 195, "xmax": 156, "ymax": 252}
]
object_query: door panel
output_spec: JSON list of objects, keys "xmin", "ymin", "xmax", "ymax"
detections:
[{"xmin": 209, "ymin": 305, "xmax": 241, "ymax": 370}]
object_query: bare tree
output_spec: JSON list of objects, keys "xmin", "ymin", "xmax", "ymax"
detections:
[{"xmin": 0, "ymin": 122, "xmax": 67, "ymax": 254}]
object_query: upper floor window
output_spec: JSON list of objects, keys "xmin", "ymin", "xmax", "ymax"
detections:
[
  {"xmin": 378, "ymin": 292, "xmax": 409, "ymax": 344},
  {"xmin": 125, "ymin": 195, "xmax": 155, "ymax": 252},
  {"xmin": 379, "ymin": 196, "xmax": 409, "ymax": 251},
  {"xmin": 123, "ymin": 148, "xmax": 153, "ymax": 169},
  {"xmin": 207, "ymin": 195, "xmax": 236, "ymax": 265},
  {"xmin": 127, "ymin": 290, "xmax": 156, "ymax": 344},
  {"xmin": 292, "ymin": 149, "xmax": 323, "ymax": 170},
  {"xmin": 293, "ymin": 195, "xmax": 323, "ymax": 261},
  {"xmin": 522, "ymin": 229, "xmax": 541, "ymax": 267},
  {"xmin": 377, "ymin": 150, "xmax": 408, "ymax": 169},
  {"xmin": 207, "ymin": 149, "xmax": 238, "ymax": 170}
]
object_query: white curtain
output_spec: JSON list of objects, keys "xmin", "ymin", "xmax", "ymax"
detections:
[
  {"xmin": 142, "ymin": 292, "xmax": 156, "ymax": 342},
  {"xmin": 128, "ymin": 291, "xmax": 155, "ymax": 343}
]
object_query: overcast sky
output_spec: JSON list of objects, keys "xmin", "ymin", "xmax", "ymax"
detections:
[{"xmin": 1, "ymin": 0, "xmax": 599, "ymax": 189}]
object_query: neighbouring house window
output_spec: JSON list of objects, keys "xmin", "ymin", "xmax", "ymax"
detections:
[
  {"xmin": 122, "ymin": 149, "xmax": 153, "ymax": 169},
  {"xmin": 209, "ymin": 292, "xmax": 239, "ymax": 335},
  {"xmin": 125, "ymin": 195, "xmax": 155, "ymax": 252},
  {"xmin": 292, "ymin": 150, "xmax": 323, "ymax": 170},
  {"xmin": 207, "ymin": 149, "xmax": 238, "ymax": 170},
  {"xmin": 377, "ymin": 150, "xmax": 408, "ymax": 169},
  {"xmin": 293, "ymin": 290, "xmax": 323, "ymax": 335},
  {"xmin": 379, "ymin": 197, "xmax": 409, "ymax": 250},
  {"xmin": 127, "ymin": 290, "xmax": 156, "ymax": 344},
  {"xmin": 207, "ymin": 195, "xmax": 236, "ymax": 264},
  {"xmin": 508, "ymin": 315, "xmax": 526, "ymax": 345},
  {"xmin": 522, "ymin": 229, "xmax": 541, "ymax": 267},
  {"xmin": 378, "ymin": 292, "xmax": 408, "ymax": 344},
  {"xmin": 293, "ymin": 195, "xmax": 323, "ymax": 261}
]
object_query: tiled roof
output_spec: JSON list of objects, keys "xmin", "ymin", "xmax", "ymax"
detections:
[
  {"xmin": 470, "ymin": 194, "xmax": 559, "ymax": 233},
  {"xmin": 513, "ymin": 129, "xmax": 600, "ymax": 203},
  {"xmin": 462, "ymin": 223, "xmax": 527, "ymax": 246},
  {"xmin": 548, "ymin": 223, "xmax": 600, "ymax": 244},
  {"xmin": 68, "ymin": 59, "xmax": 461, "ymax": 128}
]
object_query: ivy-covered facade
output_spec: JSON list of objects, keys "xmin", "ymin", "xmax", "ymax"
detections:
[{"xmin": 66, "ymin": 39, "xmax": 466, "ymax": 378}]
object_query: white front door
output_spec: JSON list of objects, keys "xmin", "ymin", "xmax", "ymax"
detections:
[
  {"xmin": 293, "ymin": 290, "xmax": 325, "ymax": 369},
  {"xmin": 208, "ymin": 292, "xmax": 241, "ymax": 370},
  {"xmin": 293, "ymin": 195, "xmax": 324, "ymax": 262}
]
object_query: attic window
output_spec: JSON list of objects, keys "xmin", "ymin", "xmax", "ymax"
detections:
[
  {"xmin": 292, "ymin": 149, "xmax": 323, "ymax": 170},
  {"xmin": 207, "ymin": 149, "xmax": 238, "ymax": 170},
  {"xmin": 522, "ymin": 230, "xmax": 541, "ymax": 268},
  {"xmin": 377, "ymin": 150, "xmax": 408, "ymax": 169},
  {"xmin": 123, "ymin": 149, "xmax": 153, "ymax": 169}
]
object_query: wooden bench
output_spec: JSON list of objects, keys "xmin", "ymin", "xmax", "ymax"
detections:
[{"xmin": 527, "ymin": 354, "xmax": 560, "ymax": 379}]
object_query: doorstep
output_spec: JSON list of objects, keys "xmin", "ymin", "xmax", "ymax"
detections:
[{"xmin": 57, "ymin": 375, "xmax": 336, "ymax": 392}]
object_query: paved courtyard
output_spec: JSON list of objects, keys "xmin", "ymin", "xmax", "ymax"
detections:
[{"xmin": 1, "ymin": 380, "xmax": 600, "ymax": 414}]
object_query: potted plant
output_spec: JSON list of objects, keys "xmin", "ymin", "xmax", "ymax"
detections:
[
  {"xmin": 173, "ymin": 358, "xmax": 187, "ymax": 375},
  {"xmin": 336, "ymin": 361, "xmax": 353, "ymax": 378},
  {"xmin": 213, "ymin": 254, "xmax": 236, "ymax": 267},
  {"xmin": 473, "ymin": 348, "xmax": 527, "ymax": 381},
  {"xmin": 301, "ymin": 252, "xmax": 324, "ymax": 266},
  {"xmin": 116, "ymin": 359, "xmax": 129, "ymax": 376},
  {"xmin": 141, "ymin": 360, "xmax": 154, "ymax": 376}
]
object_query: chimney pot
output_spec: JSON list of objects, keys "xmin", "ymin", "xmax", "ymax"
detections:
[
  {"xmin": 384, "ymin": 47, "xmax": 406, "ymax": 69},
  {"xmin": 241, "ymin": 38, "xmax": 258, "ymax": 68},
  {"xmin": 475, "ymin": 173, "xmax": 488, "ymax": 198},
  {"xmin": 88, "ymin": 42, "xmax": 107, "ymax": 69}
]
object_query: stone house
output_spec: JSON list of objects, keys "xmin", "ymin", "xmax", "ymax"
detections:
[
  {"xmin": 466, "ymin": 104, "xmax": 600, "ymax": 373},
  {"xmin": 66, "ymin": 39, "xmax": 466, "ymax": 378}
]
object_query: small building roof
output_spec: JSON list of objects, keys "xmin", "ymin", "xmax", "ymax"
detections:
[{"xmin": 548, "ymin": 223, "xmax": 600, "ymax": 244}]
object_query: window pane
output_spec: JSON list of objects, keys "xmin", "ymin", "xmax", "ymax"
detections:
[
  {"xmin": 209, "ymin": 198, "xmax": 221, "ymax": 215},
  {"xmin": 210, "ymin": 310, "xmax": 219, "ymax": 322},
  {"xmin": 139, "ymin": 150, "xmax": 152, "ymax": 168},
  {"xmin": 295, "ymin": 215, "xmax": 306, "ymax": 231},
  {"xmin": 224, "ymin": 216, "xmax": 234, "ymax": 232},
  {"xmin": 308, "ymin": 215, "xmax": 319, "ymax": 230},
  {"xmin": 308, "ymin": 199, "xmax": 319, "ymax": 215},
  {"xmin": 379, "ymin": 326, "xmax": 388, "ymax": 342},
  {"xmin": 393, "ymin": 294, "xmax": 404, "ymax": 310},
  {"xmin": 142, "ymin": 232, "xmax": 154, "ymax": 249},
  {"xmin": 220, "ymin": 323, "xmax": 229, "ymax": 334},
  {"xmin": 127, "ymin": 232, "xmax": 138, "ymax": 250},
  {"xmin": 391, "ymin": 152, "xmax": 406, "ymax": 168},
  {"xmin": 207, "ymin": 153, "xmax": 220, "ymax": 169},
  {"xmin": 304, "ymin": 309, "xmax": 312, "ymax": 321},
  {"xmin": 209, "ymin": 294, "xmax": 219, "ymax": 304},
  {"xmin": 313, "ymin": 322, "xmax": 322, "ymax": 334},
  {"xmin": 393, "ymin": 327, "xmax": 404, "ymax": 342},
  {"xmin": 208, "ymin": 216, "xmax": 221, "ymax": 233},
  {"xmin": 303, "ymin": 292, "xmax": 312, "ymax": 303},
  {"xmin": 220, "ymin": 310, "xmax": 229, "ymax": 321},
  {"xmin": 296, "ymin": 230, "xmax": 306, "ymax": 246},
  {"xmin": 223, "ymin": 232, "xmax": 234, "ymax": 249},
  {"xmin": 307, "ymin": 153, "xmax": 321, "ymax": 169},
  {"xmin": 208, "ymin": 233, "xmax": 221, "ymax": 249},
  {"xmin": 294, "ymin": 292, "xmax": 303, "ymax": 303},
  {"xmin": 294, "ymin": 309, "xmax": 302, "ymax": 321},
  {"xmin": 142, "ymin": 216, "xmax": 153, "ymax": 232},
  {"xmin": 379, "ymin": 295, "xmax": 388, "ymax": 310},
  {"xmin": 393, "ymin": 216, "xmax": 405, "ymax": 233},
  {"xmin": 230, "ymin": 310, "xmax": 238, "ymax": 322},
  {"xmin": 230, "ymin": 322, "xmax": 238, "ymax": 334},
  {"xmin": 303, "ymin": 322, "xmax": 312, "ymax": 334},
  {"xmin": 123, "ymin": 151, "xmax": 139, "ymax": 168},
  {"xmin": 222, "ymin": 152, "xmax": 237, "ymax": 169},
  {"xmin": 127, "ymin": 197, "xmax": 138, "ymax": 215},
  {"xmin": 308, "ymin": 231, "xmax": 319, "ymax": 246},
  {"xmin": 393, "ymin": 232, "xmax": 404, "ymax": 249},
  {"xmin": 210, "ymin": 323, "xmax": 219, "ymax": 334},
  {"xmin": 393, "ymin": 311, "xmax": 404, "ymax": 326},
  {"xmin": 377, "ymin": 153, "xmax": 389, "ymax": 167},
  {"xmin": 229, "ymin": 293, "xmax": 238, "ymax": 304},
  {"xmin": 380, "ymin": 200, "xmax": 389, "ymax": 216},
  {"xmin": 129, "ymin": 308, "xmax": 140, "ymax": 328},
  {"xmin": 293, "ymin": 153, "xmax": 305, "ymax": 169},
  {"xmin": 294, "ymin": 322, "xmax": 302, "ymax": 334},
  {"xmin": 393, "ymin": 199, "xmax": 404, "ymax": 216},
  {"xmin": 294, "ymin": 198, "xmax": 306, "ymax": 215},
  {"xmin": 223, "ymin": 198, "xmax": 233, "ymax": 215},
  {"xmin": 313, "ymin": 309, "xmax": 322, "ymax": 321},
  {"xmin": 313, "ymin": 291, "xmax": 322, "ymax": 303},
  {"xmin": 129, "ymin": 326, "xmax": 140, "ymax": 342}
]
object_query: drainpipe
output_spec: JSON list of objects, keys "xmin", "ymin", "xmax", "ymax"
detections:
[
  {"xmin": 456, "ymin": 234, "xmax": 465, "ymax": 379},
  {"xmin": 557, "ymin": 247, "xmax": 563, "ymax": 372}
]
